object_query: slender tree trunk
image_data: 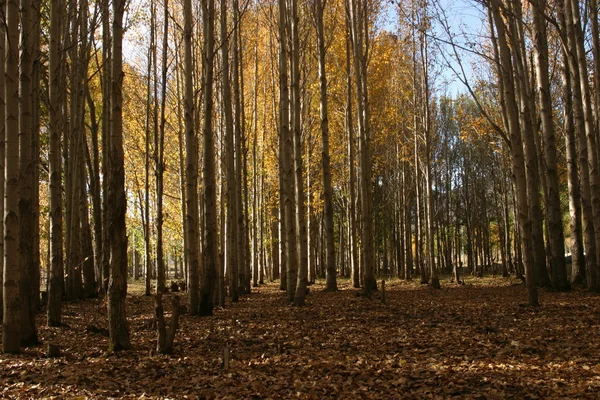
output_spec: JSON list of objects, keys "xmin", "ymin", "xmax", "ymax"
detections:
[
  {"xmin": 563, "ymin": 0, "xmax": 598, "ymax": 290},
  {"xmin": 100, "ymin": 0, "xmax": 111, "ymax": 296},
  {"xmin": 31, "ymin": 5, "xmax": 40, "ymax": 306},
  {"xmin": 568, "ymin": 0, "xmax": 600, "ymax": 290},
  {"xmin": 491, "ymin": 3, "xmax": 538, "ymax": 306},
  {"xmin": 252, "ymin": 36, "xmax": 260, "ymax": 288},
  {"xmin": 507, "ymin": 3, "xmax": 549, "ymax": 288},
  {"xmin": 529, "ymin": 0, "xmax": 569, "ymax": 291},
  {"xmin": 79, "ymin": 3, "xmax": 96, "ymax": 299},
  {"xmin": 199, "ymin": 0, "xmax": 217, "ymax": 316},
  {"xmin": 349, "ymin": 0, "xmax": 375, "ymax": 294},
  {"xmin": 278, "ymin": 0, "xmax": 297, "ymax": 301},
  {"xmin": 155, "ymin": 0, "xmax": 169, "ymax": 294},
  {"xmin": 3, "ymin": 0, "xmax": 21, "ymax": 353},
  {"xmin": 85, "ymin": 92, "xmax": 102, "ymax": 291},
  {"xmin": 418, "ymin": 12, "xmax": 439, "ymax": 289},
  {"xmin": 47, "ymin": 0, "xmax": 63, "ymax": 327},
  {"xmin": 144, "ymin": 0, "xmax": 156, "ymax": 296},
  {"xmin": 314, "ymin": 0, "xmax": 337, "ymax": 292},
  {"xmin": 232, "ymin": 0, "xmax": 248, "ymax": 295},
  {"xmin": 107, "ymin": 0, "xmax": 132, "ymax": 351},
  {"xmin": 184, "ymin": 0, "xmax": 200, "ymax": 314},
  {"xmin": 404, "ymin": 164, "xmax": 413, "ymax": 280},
  {"xmin": 344, "ymin": 13, "xmax": 359, "ymax": 288},
  {"xmin": 0, "ymin": 0, "xmax": 6, "ymax": 320},
  {"xmin": 291, "ymin": 0, "xmax": 307, "ymax": 306},
  {"xmin": 66, "ymin": 18, "xmax": 83, "ymax": 299},
  {"xmin": 558, "ymin": 19, "xmax": 584, "ymax": 285},
  {"xmin": 590, "ymin": 0, "xmax": 600, "ymax": 151},
  {"xmin": 221, "ymin": 0, "xmax": 238, "ymax": 302},
  {"xmin": 173, "ymin": 34, "xmax": 188, "ymax": 287},
  {"xmin": 19, "ymin": 0, "xmax": 38, "ymax": 346}
]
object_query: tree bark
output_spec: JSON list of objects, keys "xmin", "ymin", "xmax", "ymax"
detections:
[
  {"xmin": 199, "ymin": 0, "xmax": 218, "ymax": 316},
  {"xmin": 557, "ymin": 9, "xmax": 584, "ymax": 284},
  {"xmin": 349, "ymin": 0, "xmax": 375, "ymax": 294},
  {"xmin": 47, "ymin": 0, "xmax": 64, "ymax": 327},
  {"xmin": 314, "ymin": 0, "xmax": 337, "ymax": 292},
  {"xmin": 155, "ymin": 0, "xmax": 169, "ymax": 294},
  {"xmin": 3, "ymin": 0, "xmax": 21, "ymax": 353},
  {"xmin": 100, "ymin": 0, "xmax": 111, "ymax": 297},
  {"xmin": 529, "ymin": 0, "xmax": 569, "ymax": 291},
  {"xmin": 344, "ymin": 15, "xmax": 359, "ymax": 288},
  {"xmin": 0, "ymin": 0, "xmax": 6, "ymax": 320},
  {"xmin": 490, "ymin": 2, "xmax": 538, "ymax": 306},
  {"xmin": 291, "ymin": 0, "xmax": 308, "ymax": 306},
  {"xmin": 184, "ymin": 0, "xmax": 200, "ymax": 314},
  {"xmin": 79, "ymin": 1, "xmax": 96, "ymax": 299},
  {"xmin": 568, "ymin": 0, "xmax": 600, "ymax": 290},
  {"xmin": 19, "ymin": 0, "xmax": 39, "ymax": 346},
  {"xmin": 278, "ymin": 0, "xmax": 297, "ymax": 301},
  {"xmin": 107, "ymin": 0, "xmax": 132, "ymax": 351},
  {"xmin": 562, "ymin": 0, "xmax": 598, "ymax": 290},
  {"xmin": 221, "ymin": 0, "xmax": 238, "ymax": 302}
]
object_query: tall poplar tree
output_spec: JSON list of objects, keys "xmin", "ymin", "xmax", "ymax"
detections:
[
  {"xmin": 19, "ymin": 0, "xmax": 38, "ymax": 345},
  {"xmin": 349, "ymin": 0, "xmax": 376, "ymax": 293},
  {"xmin": 314, "ymin": 0, "xmax": 337, "ymax": 292},
  {"xmin": 107, "ymin": 0, "xmax": 131, "ymax": 351},
  {"xmin": 47, "ymin": 0, "xmax": 63, "ymax": 326},
  {"xmin": 184, "ymin": 0, "xmax": 200, "ymax": 314},
  {"xmin": 199, "ymin": 0, "xmax": 218, "ymax": 316},
  {"xmin": 3, "ymin": 0, "xmax": 21, "ymax": 353}
]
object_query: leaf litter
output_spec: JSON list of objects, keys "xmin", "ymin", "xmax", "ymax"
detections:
[{"xmin": 1, "ymin": 277, "xmax": 599, "ymax": 399}]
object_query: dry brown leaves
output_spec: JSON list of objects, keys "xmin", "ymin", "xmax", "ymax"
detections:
[{"xmin": 1, "ymin": 277, "xmax": 599, "ymax": 399}]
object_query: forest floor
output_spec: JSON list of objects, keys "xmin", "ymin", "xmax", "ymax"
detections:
[{"xmin": 1, "ymin": 276, "xmax": 599, "ymax": 399}]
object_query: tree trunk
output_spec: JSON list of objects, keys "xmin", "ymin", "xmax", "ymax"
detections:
[
  {"xmin": 278, "ymin": 0, "xmax": 297, "ymax": 301},
  {"xmin": 590, "ymin": 0, "xmax": 600, "ymax": 154},
  {"xmin": 175, "ymin": 50, "xmax": 189, "ymax": 289},
  {"xmin": 291, "ymin": 0, "xmax": 307, "ymax": 306},
  {"xmin": 183, "ymin": 0, "xmax": 200, "ymax": 314},
  {"xmin": 155, "ymin": 0, "xmax": 169, "ymax": 294},
  {"xmin": 31, "ymin": 4, "xmax": 41, "ymax": 308},
  {"xmin": 199, "ymin": 0, "xmax": 217, "ymax": 316},
  {"xmin": 529, "ymin": 0, "xmax": 569, "ymax": 291},
  {"xmin": 563, "ymin": 0, "xmax": 598, "ymax": 290},
  {"xmin": 79, "ymin": 2, "xmax": 96, "ymax": 299},
  {"xmin": 107, "ymin": 0, "xmax": 132, "ymax": 351},
  {"xmin": 418, "ymin": 12, "xmax": 439, "ymax": 289},
  {"xmin": 491, "ymin": 3, "xmax": 538, "ymax": 306},
  {"xmin": 144, "ymin": 0, "xmax": 156, "ymax": 297},
  {"xmin": 100, "ymin": 0, "xmax": 111, "ymax": 296},
  {"xmin": 154, "ymin": 294, "xmax": 181, "ymax": 354},
  {"xmin": 47, "ymin": 0, "xmax": 64, "ymax": 327},
  {"xmin": 221, "ymin": 0, "xmax": 238, "ymax": 302},
  {"xmin": 19, "ymin": 0, "xmax": 39, "ymax": 346},
  {"xmin": 344, "ymin": 14, "xmax": 359, "ymax": 288},
  {"xmin": 568, "ymin": 0, "xmax": 600, "ymax": 290},
  {"xmin": 558, "ymin": 12, "xmax": 584, "ymax": 284},
  {"xmin": 314, "ymin": 0, "xmax": 337, "ymax": 292},
  {"xmin": 0, "ymin": 0, "xmax": 6, "ymax": 320},
  {"xmin": 349, "ymin": 0, "xmax": 375, "ymax": 294},
  {"xmin": 507, "ymin": 3, "xmax": 549, "ymax": 288},
  {"xmin": 3, "ymin": 0, "xmax": 22, "ymax": 353}
]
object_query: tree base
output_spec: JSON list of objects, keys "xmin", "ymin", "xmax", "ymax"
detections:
[{"xmin": 198, "ymin": 296, "xmax": 214, "ymax": 317}]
